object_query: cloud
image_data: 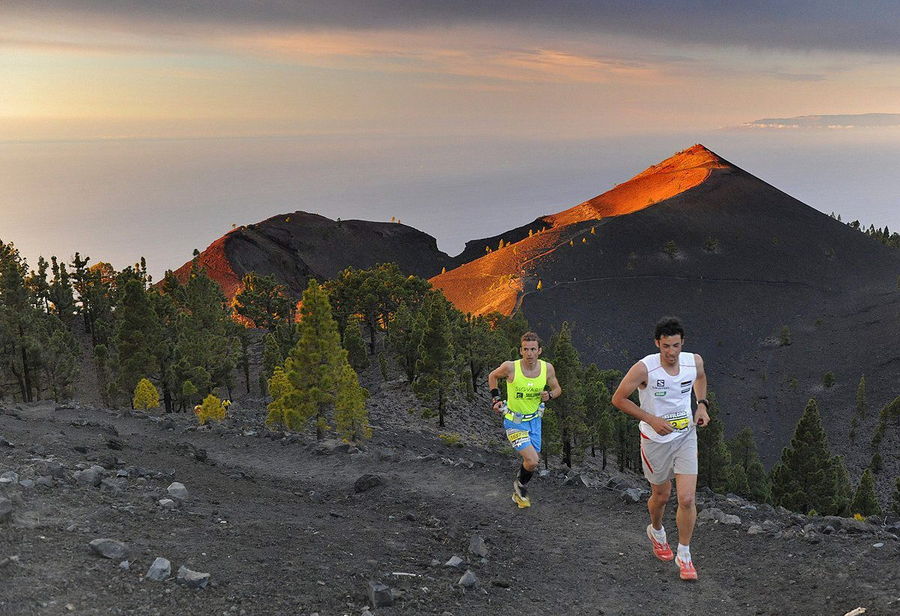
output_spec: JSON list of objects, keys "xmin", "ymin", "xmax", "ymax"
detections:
[
  {"xmin": 739, "ymin": 113, "xmax": 900, "ymax": 129},
  {"xmin": 5, "ymin": 1, "xmax": 900, "ymax": 54},
  {"xmin": 225, "ymin": 30, "xmax": 661, "ymax": 85}
]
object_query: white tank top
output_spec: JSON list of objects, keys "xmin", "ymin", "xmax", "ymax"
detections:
[{"xmin": 638, "ymin": 352, "xmax": 698, "ymax": 443}]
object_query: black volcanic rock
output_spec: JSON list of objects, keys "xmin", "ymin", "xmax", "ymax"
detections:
[{"xmin": 171, "ymin": 211, "xmax": 452, "ymax": 300}]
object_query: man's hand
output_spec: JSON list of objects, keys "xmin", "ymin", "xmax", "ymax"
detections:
[
  {"xmin": 540, "ymin": 391, "xmax": 550, "ymax": 402},
  {"xmin": 695, "ymin": 407, "xmax": 710, "ymax": 427},
  {"xmin": 649, "ymin": 416, "xmax": 674, "ymax": 436},
  {"xmin": 492, "ymin": 399, "xmax": 504, "ymax": 414}
]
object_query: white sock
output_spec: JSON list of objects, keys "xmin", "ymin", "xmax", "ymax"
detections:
[
  {"xmin": 650, "ymin": 525, "xmax": 666, "ymax": 543},
  {"xmin": 677, "ymin": 544, "xmax": 691, "ymax": 561}
]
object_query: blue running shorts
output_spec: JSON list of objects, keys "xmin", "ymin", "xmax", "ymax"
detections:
[{"xmin": 503, "ymin": 417, "xmax": 542, "ymax": 452}]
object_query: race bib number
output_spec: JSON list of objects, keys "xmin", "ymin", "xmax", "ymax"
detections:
[{"xmin": 663, "ymin": 410, "xmax": 690, "ymax": 431}]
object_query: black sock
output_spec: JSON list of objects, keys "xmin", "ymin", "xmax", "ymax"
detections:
[{"xmin": 518, "ymin": 465, "xmax": 534, "ymax": 485}]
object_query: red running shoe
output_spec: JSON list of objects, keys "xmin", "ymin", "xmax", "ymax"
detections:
[
  {"xmin": 675, "ymin": 555, "xmax": 698, "ymax": 581},
  {"xmin": 646, "ymin": 525, "xmax": 674, "ymax": 561}
]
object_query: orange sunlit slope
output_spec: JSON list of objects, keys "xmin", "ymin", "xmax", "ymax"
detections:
[{"xmin": 431, "ymin": 145, "xmax": 730, "ymax": 315}]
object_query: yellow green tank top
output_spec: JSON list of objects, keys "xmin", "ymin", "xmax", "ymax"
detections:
[{"xmin": 506, "ymin": 360, "xmax": 547, "ymax": 416}]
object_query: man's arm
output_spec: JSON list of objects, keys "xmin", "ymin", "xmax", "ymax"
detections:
[
  {"xmin": 487, "ymin": 361, "xmax": 513, "ymax": 412},
  {"xmin": 693, "ymin": 354, "xmax": 710, "ymax": 427},
  {"xmin": 542, "ymin": 363, "xmax": 562, "ymax": 402},
  {"xmin": 611, "ymin": 361, "xmax": 674, "ymax": 436}
]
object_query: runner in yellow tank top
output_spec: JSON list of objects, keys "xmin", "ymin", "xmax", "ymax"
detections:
[{"xmin": 487, "ymin": 332, "xmax": 562, "ymax": 508}]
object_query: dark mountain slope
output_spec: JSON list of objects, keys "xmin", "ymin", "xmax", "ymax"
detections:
[
  {"xmin": 433, "ymin": 147, "xmax": 900, "ymax": 472},
  {"xmin": 171, "ymin": 211, "xmax": 452, "ymax": 299}
]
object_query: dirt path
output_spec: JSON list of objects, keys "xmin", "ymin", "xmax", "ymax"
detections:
[{"xmin": 1, "ymin": 403, "xmax": 897, "ymax": 616}]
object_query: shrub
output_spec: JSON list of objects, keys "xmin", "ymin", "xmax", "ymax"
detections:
[
  {"xmin": 779, "ymin": 326, "xmax": 791, "ymax": 346},
  {"xmin": 196, "ymin": 394, "xmax": 227, "ymax": 426},
  {"xmin": 823, "ymin": 372, "xmax": 836, "ymax": 388},
  {"xmin": 663, "ymin": 240, "xmax": 679, "ymax": 260},
  {"xmin": 132, "ymin": 378, "xmax": 160, "ymax": 411},
  {"xmin": 703, "ymin": 237, "xmax": 720, "ymax": 252},
  {"xmin": 438, "ymin": 432, "xmax": 463, "ymax": 448}
]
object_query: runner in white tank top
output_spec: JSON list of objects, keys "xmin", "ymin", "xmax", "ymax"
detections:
[
  {"xmin": 612, "ymin": 317, "xmax": 710, "ymax": 582},
  {"xmin": 637, "ymin": 352, "xmax": 698, "ymax": 444}
]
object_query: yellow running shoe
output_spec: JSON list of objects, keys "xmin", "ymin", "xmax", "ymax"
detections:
[{"xmin": 512, "ymin": 480, "xmax": 531, "ymax": 508}]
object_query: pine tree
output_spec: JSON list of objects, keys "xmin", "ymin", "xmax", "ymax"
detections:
[
  {"xmin": 413, "ymin": 294, "xmax": 456, "ymax": 428},
  {"xmin": 264, "ymin": 366, "xmax": 293, "ymax": 429},
  {"xmin": 272, "ymin": 279, "xmax": 346, "ymax": 438},
  {"xmin": 698, "ymin": 393, "xmax": 731, "ymax": 493},
  {"xmin": 583, "ymin": 364, "xmax": 614, "ymax": 467},
  {"xmin": 334, "ymin": 363, "xmax": 371, "ymax": 443},
  {"xmin": 132, "ymin": 378, "xmax": 160, "ymax": 410},
  {"xmin": 548, "ymin": 322, "xmax": 586, "ymax": 468},
  {"xmin": 48, "ymin": 256, "xmax": 76, "ymax": 326},
  {"xmin": 856, "ymin": 375, "xmax": 867, "ymax": 418},
  {"xmin": 830, "ymin": 455, "xmax": 852, "ymax": 517},
  {"xmin": 871, "ymin": 395, "xmax": 899, "ymax": 451},
  {"xmin": 260, "ymin": 333, "xmax": 283, "ymax": 395},
  {"xmin": 457, "ymin": 312, "xmax": 508, "ymax": 393},
  {"xmin": 0, "ymin": 242, "xmax": 39, "ymax": 402},
  {"xmin": 387, "ymin": 301, "xmax": 424, "ymax": 382},
  {"xmin": 170, "ymin": 263, "xmax": 238, "ymax": 402},
  {"xmin": 325, "ymin": 263, "xmax": 431, "ymax": 354},
  {"xmin": 870, "ymin": 451, "xmax": 883, "ymax": 473},
  {"xmin": 233, "ymin": 272, "xmax": 294, "ymax": 330},
  {"xmin": 612, "ymin": 403, "xmax": 641, "ymax": 472},
  {"xmin": 770, "ymin": 399, "xmax": 845, "ymax": 515},
  {"xmin": 114, "ymin": 278, "xmax": 163, "ymax": 405},
  {"xmin": 727, "ymin": 427, "xmax": 771, "ymax": 503},
  {"xmin": 41, "ymin": 325, "xmax": 81, "ymax": 402},
  {"xmin": 849, "ymin": 468, "xmax": 881, "ymax": 517},
  {"xmin": 343, "ymin": 315, "xmax": 369, "ymax": 372}
]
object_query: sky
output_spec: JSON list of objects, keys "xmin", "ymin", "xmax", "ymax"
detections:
[{"xmin": 2, "ymin": 1, "xmax": 899, "ymax": 279}]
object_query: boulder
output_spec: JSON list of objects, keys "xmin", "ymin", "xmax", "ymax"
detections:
[
  {"xmin": 367, "ymin": 581, "xmax": 393, "ymax": 608},
  {"xmin": 176, "ymin": 565, "xmax": 210, "ymax": 589},
  {"xmin": 89, "ymin": 538, "xmax": 129, "ymax": 560},
  {"xmin": 468, "ymin": 535, "xmax": 489, "ymax": 558},
  {"xmin": 444, "ymin": 555, "xmax": 465, "ymax": 568},
  {"xmin": 621, "ymin": 488, "xmax": 644, "ymax": 503},
  {"xmin": 100, "ymin": 478, "xmax": 127, "ymax": 495},
  {"xmin": 146, "ymin": 557, "xmax": 171, "ymax": 581},
  {"xmin": 354, "ymin": 474, "xmax": 383, "ymax": 493},
  {"xmin": 457, "ymin": 570, "xmax": 478, "ymax": 588},
  {"xmin": 166, "ymin": 482, "xmax": 189, "ymax": 500},
  {"xmin": 74, "ymin": 466, "xmax": 104, "ymax": 487}
]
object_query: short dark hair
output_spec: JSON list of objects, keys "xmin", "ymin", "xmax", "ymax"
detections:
[
  {"xmin": 521, "ymin": 332, "xmax": 542, "ymax": 348},
  {"xmin": 655, "ymin": 317, "xmax": 684, "ymax": 340}
]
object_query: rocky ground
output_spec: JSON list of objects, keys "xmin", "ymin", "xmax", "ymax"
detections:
[{"xmin": 1, "ymin": 396, "xmax": 898, "ymax": 616}]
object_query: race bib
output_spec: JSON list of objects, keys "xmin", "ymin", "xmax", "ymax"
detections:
[{"xmin": 663, "ymin": 410, "xmax": 690, "ymax": 431}]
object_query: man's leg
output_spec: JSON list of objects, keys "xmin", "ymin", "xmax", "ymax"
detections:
[
  {"xmin": 511, "ymin": 445, "xmax": 538, "ymax": 507},
  {"xmin": 674, "ymin": 473, "xmax": 697, "ymax": 545},
  {"xmin": 519, "ymin": 445, "xmax": 539, "ymax": 473},
  {"xmin": 648, "ymin": 480, "xmax": 671, "ymax": 530}
]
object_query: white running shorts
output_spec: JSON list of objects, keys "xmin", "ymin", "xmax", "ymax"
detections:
[{"xmin": 640, "ymin": 428, "xmax": 698, "ymax": 484}]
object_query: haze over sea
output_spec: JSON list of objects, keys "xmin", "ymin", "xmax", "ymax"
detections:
[{"xmin": 3, "ymin": 128, "xmax": 898, "ymax": 282}]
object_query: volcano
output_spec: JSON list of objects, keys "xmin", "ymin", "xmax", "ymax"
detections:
[
  {"xmin": 170, "ymin": 211, "xmax": 452, "ymax": 299},
  {"xmin": 432, "ymin": 145, "xmax": 900, "ymax": 472}
]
